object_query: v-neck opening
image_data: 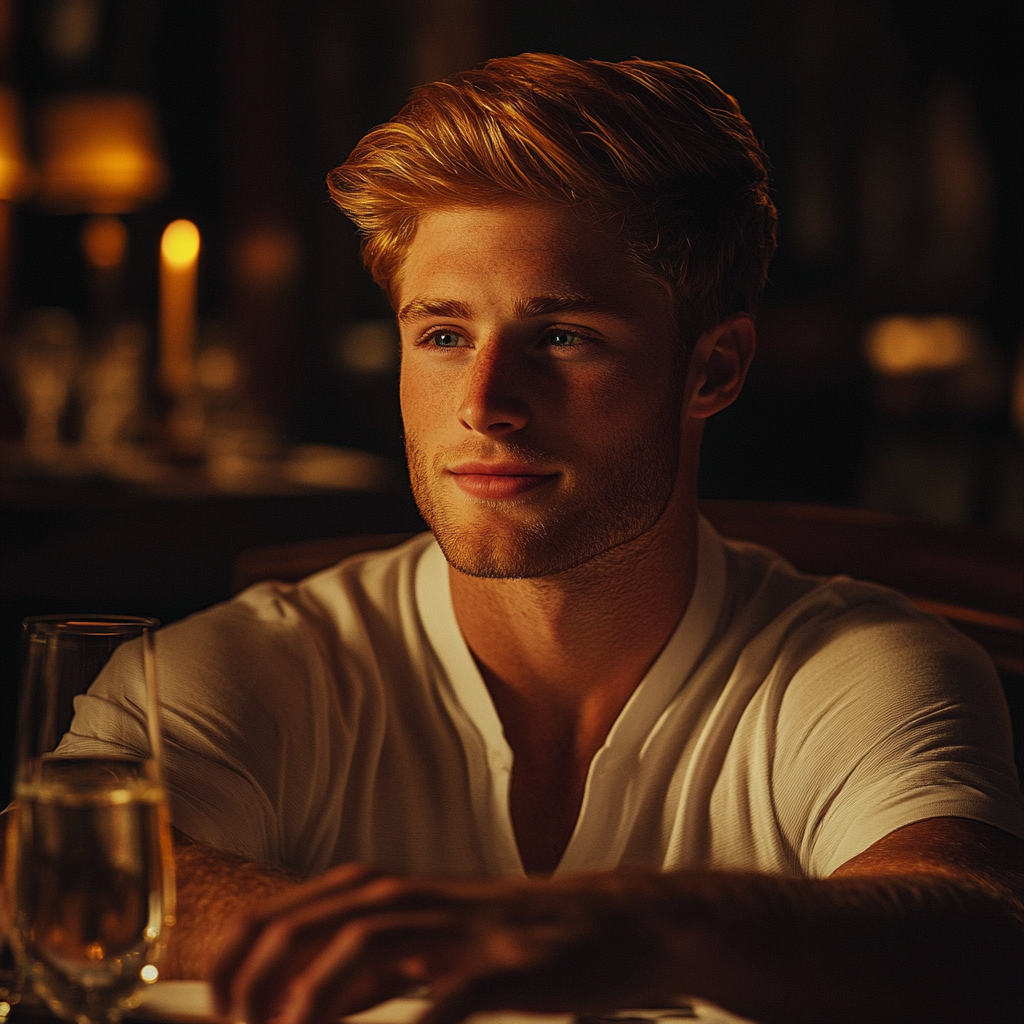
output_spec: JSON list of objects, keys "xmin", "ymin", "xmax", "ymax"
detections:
[{"xmin": 415, "ymin": 518, "xmax": 727, "ymax": 876}]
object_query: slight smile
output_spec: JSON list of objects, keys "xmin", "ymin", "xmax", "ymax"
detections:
[{"xmin": 448, "ymin": 462, "xmax": 559, "ymax": 500}]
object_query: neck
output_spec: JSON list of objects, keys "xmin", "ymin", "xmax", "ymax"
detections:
[
  {"xmin": 449, "ymin": 488, "xmax": 699, "ymax": 717},
  {"xmin": 448, "ymin": 487, "xmax": 700, "ymax": 875}
]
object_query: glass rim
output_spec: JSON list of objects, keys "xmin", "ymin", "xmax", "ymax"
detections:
[{"xmin": 21, "ymin": 613, "xmax": 160, "ymax": 633}]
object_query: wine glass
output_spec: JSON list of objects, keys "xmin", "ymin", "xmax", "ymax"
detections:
[{"xmin": 8, "ymin": 616, "xmax": 176, "ymax": 1023}]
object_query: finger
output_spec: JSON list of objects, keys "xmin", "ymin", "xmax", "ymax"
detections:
[
  {"xmin": 258, "ymin": 910, "xmax": 466, "ymax": 1024},
  {"xmin": 224, "ymin": 904, "xmax": 351, "ymax": 1023},
  {"xmin": 215, "ymin": 873, "xmax": 525, "ymax": 1020},
  {"xmin": 223, "ymin": 879, "xmax": 469, "ymax": 1024},
  {"xmin": 224, "ymin": 887, "xmax": 408, "ymax": 1023},
  {"xmin": 212, "ymin": 862, "xmax": 375, "ymax": 1013},
  {"xmin": 220, "ymin": 870, "xmax": 491, "ymax": 1007}
]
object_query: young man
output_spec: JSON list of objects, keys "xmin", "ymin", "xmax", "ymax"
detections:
[{"xmin": 58, "ymin": 55, "xmax": 1023, "ymax": 1022}]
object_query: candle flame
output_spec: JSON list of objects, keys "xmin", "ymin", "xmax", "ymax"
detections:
[{"xmin": 161, "ymin": 219, "xmax": 200, "ymax": 268}]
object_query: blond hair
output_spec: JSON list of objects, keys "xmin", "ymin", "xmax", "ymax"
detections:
[{"xmin": 328, "ymin": 53, "xmax": 777, "ymax": 340}]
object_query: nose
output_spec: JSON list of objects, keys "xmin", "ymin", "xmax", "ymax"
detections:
[{"xmin": 457, "ymin": 341, "xmax": 529, "ymax": 436}]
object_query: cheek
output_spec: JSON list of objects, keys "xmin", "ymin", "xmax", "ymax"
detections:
[
  {"xmin": 398, "ymin": 366, "xmax": 421, "ymax": 429},
  {"xmin": 400, "ymin": 361, "xmax": 455, "ymax": 431},
  {"xmin": 583, "ymin": 368, "xmax": 678, "ymax": 427}
]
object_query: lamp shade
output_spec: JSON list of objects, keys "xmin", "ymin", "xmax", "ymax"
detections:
[
  {"xmin": 0, "ymin": 85, "xmax": 31, "ymax": 200},
  {"xmin": 38, "ymin": 92, "xmax": 169, "ymax": 213}
]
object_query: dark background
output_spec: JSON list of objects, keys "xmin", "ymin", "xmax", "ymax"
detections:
[{"xmin": 2, "ymin": 0, "xmax": 1022, "ymax": 799}]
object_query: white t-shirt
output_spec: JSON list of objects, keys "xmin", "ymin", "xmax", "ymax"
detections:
[{"xmin": 68, "ymin": 518, "xmax": 1024, "ymax": 879}]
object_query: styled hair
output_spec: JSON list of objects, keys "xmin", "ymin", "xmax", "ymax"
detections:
[{"xmin": 328, "ymin": 53, "xmax": 777, "ymax": 340}]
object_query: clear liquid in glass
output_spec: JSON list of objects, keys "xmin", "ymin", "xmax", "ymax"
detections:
[{"xmin": 12, "ymin": 758, "xmax": 175, "ymax": 1023}]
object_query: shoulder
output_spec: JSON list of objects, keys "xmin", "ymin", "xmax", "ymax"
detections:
[
  {"xmin": 772, "ymin": 589, "xmax": 1010, "ymax": 761},
  {"xmin": 714, "ymin": 531, "xmax": 995, "ymax": 679},
  {"xmin": 712, "ymin": 546, "xmax": 1024, "ymax": 872},
  {"xmin": 711, "ymin": 535, "xmax": 1019, "ymax": 771},
  {"xmin": 148, "ymin": 532, "xmax": 437, "ymax": 710},
  {"xmin": 717, "ymin": 535, "xmax": 1010, "ymax": 742},
  {"xmin": 163, "ymin": 531, "xmax": 437, "ymax": 652}
]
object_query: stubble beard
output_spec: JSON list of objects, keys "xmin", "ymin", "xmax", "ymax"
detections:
[{"xmin": 405, "ymin": 388, "xmax": 685, "ymax": 580}]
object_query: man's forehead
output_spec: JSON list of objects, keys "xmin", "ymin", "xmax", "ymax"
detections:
[
  {"xmin": 394, "ymin": 203, "xmax": 659, "ymax": 313},
  {"xmin": 406, "ymin": 204, "xmax": 619, "ymax": 256}
]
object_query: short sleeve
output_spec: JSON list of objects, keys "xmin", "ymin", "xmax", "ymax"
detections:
[
  {"xmin": 772, "ymin": 603, "xmax": 1024, "ymax": 876},
  {"xmin": 68, "ymin": 584, "xmax": 340, "ymax": 870}
]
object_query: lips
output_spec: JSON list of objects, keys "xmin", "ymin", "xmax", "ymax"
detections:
[{"xmin": 448, "ymin": 461, "xmax": 558, "ymax": 499}]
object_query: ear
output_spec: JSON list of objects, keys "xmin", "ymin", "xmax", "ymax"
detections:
[{"xmin": 683, "ymin": 313, "xmax": 756, "ymax": 420}]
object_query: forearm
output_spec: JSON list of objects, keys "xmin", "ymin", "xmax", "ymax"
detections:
[
  {"xmin": 650, "ymin": 868, "xmax": 1023, "ymax": 1024},
  {"xmin": 164, "ymin": 829, "xmax": 299, "ymax": 981},
  {"xmin": 207, "ymin": 820, "xmax": 1024, "ymax": 1024}
]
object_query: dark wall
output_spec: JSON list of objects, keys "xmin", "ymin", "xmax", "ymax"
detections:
[{"xmin": 7, "ymin": 2, "xmax": 1021, "ymax": 482}]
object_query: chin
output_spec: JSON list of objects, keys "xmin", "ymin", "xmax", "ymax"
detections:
[
  {"xmin": 424, "ymin": 498, "xmax": 674, "ymax": 580},
  {"xmin": 419, "ymin": 504, "xmax": 558, "ymax": 579},
  {"xmin": 435, "ymin": 523, "xmax": 573, "ymax": 579}
]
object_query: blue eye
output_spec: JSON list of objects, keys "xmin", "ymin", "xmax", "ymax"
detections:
[{"xmin": 431, "ymin": 330, "xmax": 461, "ymax": 348}]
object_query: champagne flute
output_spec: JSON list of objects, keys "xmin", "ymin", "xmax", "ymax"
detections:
[{"xmin": 9, "ymin": 616, "xmax": 176, "ymax": 1023}]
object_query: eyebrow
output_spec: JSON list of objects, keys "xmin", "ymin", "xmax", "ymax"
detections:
[
  {"xmin": 513, "ymin": 293, "xmax": 621, "ymax": 319},
  {"xmin": 397, "ymin": 292, "xmax": 622, "ymax": 324},
  {"xmin": 397, "ymin": 298, "xmax": 472, "ymax": 323}
]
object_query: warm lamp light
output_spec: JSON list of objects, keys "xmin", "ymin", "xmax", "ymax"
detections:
[
  {"xmin": 38, "ymin": 92, "xmax": 168, "ymax": 213},
  {"xmin": 0, "ymin": 86, "xmax": 31, "ymax": 338},
  {"xmin": 863, "ymin": 316, "xmax": 978, "ymax": 376},
  {"xmin": 0, "ymin": 85, "xmax": 31, "ymax": 200}
]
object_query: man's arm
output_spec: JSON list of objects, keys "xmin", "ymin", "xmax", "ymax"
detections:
[
  {"xmin": 209, "ymin": 816, "xmax": 1023, "ymax": 1024},
  {"xmin": 163, "ymin": 829, "xmax": 299, "ymax": 980}
]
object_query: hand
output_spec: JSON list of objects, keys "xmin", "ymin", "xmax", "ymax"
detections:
[{"xmin": 211, "ymin": 865, "xmax": 688, "ymax": 1024}]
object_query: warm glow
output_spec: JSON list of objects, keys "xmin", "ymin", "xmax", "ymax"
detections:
[
  {"xmin": 81, "ymin": 215, "xmax": 127, "ymax": 270},
  {"xmin": 863, "ymin": 316, "xmax": 977, "ymax": 376},
  {"xmin": 0, "ymin": 155, "xmax": 22, "ymax": 198},
  {"xmin": 0, "ymin": 85, "xmax": 30, "ymax": 200},
  {"xmin": 38, "ymin": 93, "xmax": 168, "ymax": 213},
  {"xmin": 161, "ymin": 219, "xmax": 200, "ymax": 268},
  {"xmin": 140, "ymin": 964, "xmax": 159, "ymax": 983}
]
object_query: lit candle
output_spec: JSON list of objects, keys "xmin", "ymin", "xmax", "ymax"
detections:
[{"xmin": 159, "ymin": 219, "xmax": 200, "ymax": 396}]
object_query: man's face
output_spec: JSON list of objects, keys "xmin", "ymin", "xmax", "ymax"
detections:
[{"xmin": 397, "ymin": 202, "xmax": 686, "ymax": 579}]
